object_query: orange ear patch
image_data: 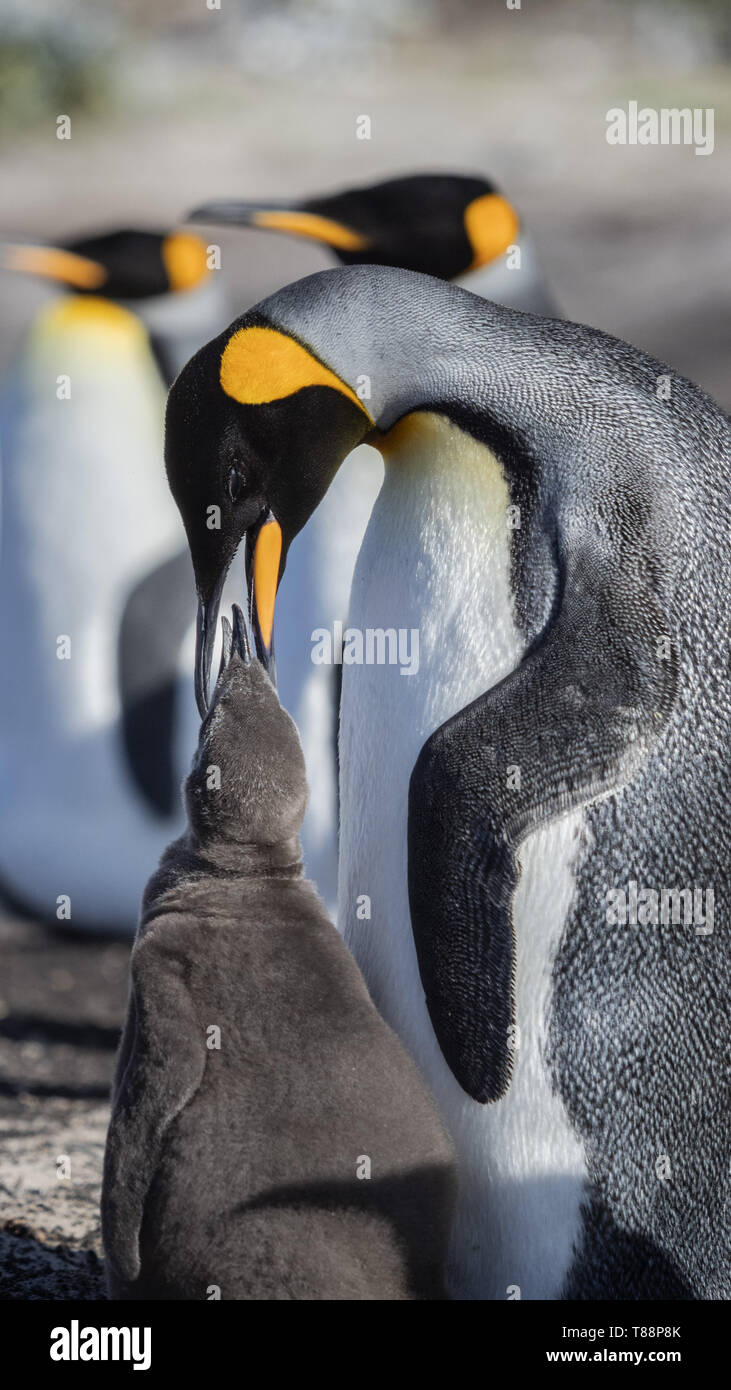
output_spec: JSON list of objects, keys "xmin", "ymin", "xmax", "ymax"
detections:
[
  {"xmin": 219, "ymin": 325, "xmax": 373, "ymax": 421},
  {"xmin": 464, "ymin": 194, "xmax": 520, "ymax": 270},
  {"xmin": 162, "ymin": 233, "xmax": 209, "ymax": 291}
]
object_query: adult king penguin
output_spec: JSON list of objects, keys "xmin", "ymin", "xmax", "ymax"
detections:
[
  {"xmin": 189, "ymin": 172, "xmax": 556, "ymax": 911},
  {"xmin": 0, "ymin": 229, "xmax": 228, "ymax": 930},
  {"xmin": 166, "ymin": 265, "xmax": 730, "ymax": 1300}
]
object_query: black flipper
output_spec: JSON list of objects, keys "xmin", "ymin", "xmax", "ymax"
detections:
[
  {"xmin": 118, "ymin": 547, "xmax": 196, "ymax": 818},
  {"xmin": 408, "ymin": 543, "xmax": 678, "ymax": 1104}
]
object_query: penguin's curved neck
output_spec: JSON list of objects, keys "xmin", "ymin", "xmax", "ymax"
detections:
[
  {"xmin": 143, "ymin": 832, "xmax": 304, "ymax": 926},
  {"xmin": 262, "ymin": 264, "xmax": 565, "ymax": 452},
  {"xmin": 190, "ymin": 833, "xmax": 303, "ymax": 879}
]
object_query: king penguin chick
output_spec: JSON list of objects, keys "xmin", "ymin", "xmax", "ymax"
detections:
[
  {"xmin": 187, "ymin": 172, "xmax": 556, "ymax": 914},
  {"xmin": 0, "ymin": 228, "xmax": 229, "ymax": 930},
  {"xmin": 102, "ymin": 608, "xmax": 455, "ymax": 1300}
]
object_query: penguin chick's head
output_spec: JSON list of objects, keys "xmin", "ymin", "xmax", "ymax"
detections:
[
  {"xmin": 165, "ymin": 313, "xmax": 372, "ymax": 715},
  {"xmin": 3, "ymin": 229, "xmax": 209, "ymax": 300},
  {"xmin": 185, "ymin": 607, "xmax": 307, "ymax": 852},
  {"xmin": 187, "ymin": 172, "xmax": 520, "ymax": 281}
]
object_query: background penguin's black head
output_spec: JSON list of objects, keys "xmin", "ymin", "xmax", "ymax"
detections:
[
  {"xmin": 185, "ymin": 609, "xmax": 307, "ymax": 852},
  {"xmin": 188, "ymin": 172, "xmax": 520, "ymax": 281},
  {"xmin": 2, "ymin": 228, "xmax": 210, "ymax": 300}
]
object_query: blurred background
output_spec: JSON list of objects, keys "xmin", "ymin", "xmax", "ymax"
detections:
[
  {"xmin": 1, "ymin": 0, "xmax": 728, "ymax": 1299},
  {"xmin": 2, "ymin": 0, "xmax": 731, "ymax": 397}
]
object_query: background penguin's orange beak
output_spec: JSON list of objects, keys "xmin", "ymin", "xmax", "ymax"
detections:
[
  {"xmin": 1, "ymin": 242, "xmax": 107, "ymax": 289},
  {"xmin": 186, "ymin": 200, "xmax": 368, "ymax": 253}
]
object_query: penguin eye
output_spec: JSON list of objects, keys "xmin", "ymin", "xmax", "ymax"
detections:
[{"xmin": 228, "ymin": 467, "xmax": 244, "ymax": 503}]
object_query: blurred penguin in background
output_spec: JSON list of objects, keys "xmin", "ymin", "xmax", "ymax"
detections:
[
  {"xmin": 188, "ymin": 172, "xmax": 556, "ymax": 912},
  {"xmin": 103, "ymin": 608, "xmax": 455, "ymax": 1300},
  {"xmin": 0, "ymin": 228, "xmax": 229, "ymax": 931}
]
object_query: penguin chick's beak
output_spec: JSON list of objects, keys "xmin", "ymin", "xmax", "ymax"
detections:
[
  {"xmin": 195, "ymin": 513, "xmax": 282, "ymax": 718},
  {"xmin": 218, "ymin": 604, "xmax": 252, "ymax": 680}
]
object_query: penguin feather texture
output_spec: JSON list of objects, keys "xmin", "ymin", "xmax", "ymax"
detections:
[{"xmin": 102, "ymin": 647, "xmax": 455, "ymax": 1300}]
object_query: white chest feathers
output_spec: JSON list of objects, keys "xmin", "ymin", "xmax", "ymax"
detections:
[
  {"xmin": 339, "ymin": 412, "xmax": 587, "ymax": 1300},
  {"xmin": 455, "ymin": 233, "xmax": 556, "ymax": 316},
  {"xmin": 0, "ymin": 296, "xmax": 194, "ymax": 930}
]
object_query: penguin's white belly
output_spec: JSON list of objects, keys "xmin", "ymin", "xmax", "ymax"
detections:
[
  {"xmin": 275, "ymin": 443, "xmax": 383, "ymax": 913},
  {"xmin": 135, "ymin": 275, "xmax": 231, "ymax": 379},
  {"xmin": 0, "ymin": 299, "xmax": 198, "ymax": 930},
  {"xmin": 339, "ymin": 415, "xmax": 586, "ymax": 1299}
]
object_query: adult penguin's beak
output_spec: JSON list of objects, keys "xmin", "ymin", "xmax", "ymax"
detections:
[
  {"xmin": 187, "ymin": 197, "xmax": 295, "ymax": 226},
  {"xmin": 194, "ymin": 512, "xmax": 282, "ymax": 717},
  {"xmin": 186, "ymin": 200, "xmax": 368, "ymax": 253},
  {"xmin": 195, "ymin": 568, "xmax": 226, "ymax": 719},
  {"xmin": 1, "ymin": 241, "xmax": 107, "ymax": 289},
  {"xmin": 246, "ymin": 511, "xmax": 282, "ymax": 674}
]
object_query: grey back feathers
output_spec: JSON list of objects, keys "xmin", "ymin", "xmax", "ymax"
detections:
[{"xmin": 102, "ymin": 630, "xmax": 455, "ymax": 1300}]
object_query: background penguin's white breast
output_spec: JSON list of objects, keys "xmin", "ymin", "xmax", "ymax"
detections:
[
  {"xmin": 339, "ymin": 415, "xmax": 587, "ymax": 1299},
  {"xmin": 456, "ymin": 234, "xmax": 558, "ymax": 317},
  {"xmin": 135, "ymin": 274, "xmax": 232, "ymax": 380},
  {"xmin": 0, "ymin": 300, "xmax": 199, "ymax": 928}
]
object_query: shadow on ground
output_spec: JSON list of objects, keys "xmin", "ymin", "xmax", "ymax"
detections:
[{"xmin": 0, "ymin": 1223, "xmax": 106, "ymax": 1300}]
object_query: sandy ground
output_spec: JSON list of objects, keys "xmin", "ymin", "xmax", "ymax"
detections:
[
  {"xmin": 0, "ymin": 18, "xmax": 729, "ymax": 1300},
  {"xmin": 0, "ymin": 914, "xmax": 129, "ymax": 1297}
]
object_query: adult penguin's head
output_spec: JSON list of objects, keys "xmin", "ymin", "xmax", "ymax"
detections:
[
  {"xmin": 165, "ymin": 307, "xmax": 374, "ymax": 716},
  {"xmin": 187, "ymin": 172, "xmax": 519, "ymax": 281},
  {"xmin": 2, "ymin": 228, "xmax": 210, "ymax": 300}
]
